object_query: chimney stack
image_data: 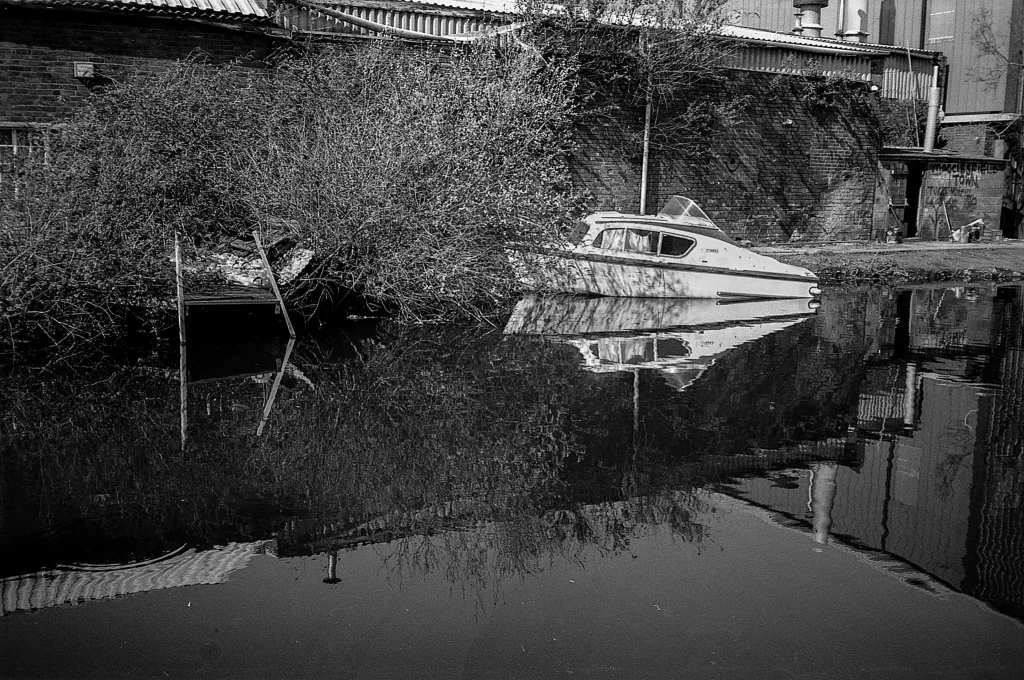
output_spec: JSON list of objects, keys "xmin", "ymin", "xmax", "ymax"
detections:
[
  {"xmin": 838, "ymin": 0, "xmax": 870, "ymax": 43},
  {"xmin": 793, "ymin": 0, "xmax": 829, "ymax": 38}
]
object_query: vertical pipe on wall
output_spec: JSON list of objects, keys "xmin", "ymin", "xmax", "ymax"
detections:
[
  {"xmin": 1018, "ymin": 50, "xmax": 1024, "ymax": 114},
  {"xmin": 923, "ymin": 63, "xmax": 941, "ymax": 152}
]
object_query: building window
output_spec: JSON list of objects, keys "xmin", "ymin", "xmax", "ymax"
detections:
[
  {"xmin": 925, "ymin": 0, "xmax": 956, "ymax": 47},
  {"xmin": 0, "ymin": 126, "xmax": 47, "ymax": 158},
  {"xmin": 0, "ymin": 124, "xmax": 49, "ymax": 197}
]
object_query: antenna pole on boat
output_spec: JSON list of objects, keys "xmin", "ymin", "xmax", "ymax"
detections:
[{"xmin": 640, "ymin": 90, "xmax": 653, "ymax": 215}]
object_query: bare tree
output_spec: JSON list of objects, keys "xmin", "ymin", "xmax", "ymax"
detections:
[
  {"xmin": 970, "ymin": 6, "xmax": 1023, "ymax": 96},
  {"xmin": 970, "ymin": 6, "xmax": 1023, "ymax": 238},
  {"xmin": 516, "ymin": 0, "xmax": 745, "ymax": 157}
]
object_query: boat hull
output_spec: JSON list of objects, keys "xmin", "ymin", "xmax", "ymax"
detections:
[{"xmin": 516, "ymin": 250, "xmax": 820, "ymax": 299}]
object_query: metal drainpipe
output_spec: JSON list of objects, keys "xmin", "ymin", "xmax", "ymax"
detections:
[
  {"xmin": 923, "ymin": 63, "xmax": 941, "ymax": 152},
  {"xmin": 640, "ymin": 91, "xmax": 652, "ymax": 215},
  {"xmin": 1018, "ymin": 50, "xmax": 1024, "ymax": 114}
]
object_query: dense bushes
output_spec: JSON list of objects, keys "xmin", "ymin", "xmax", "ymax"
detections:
[
  {"xmin": 0, "ymin": 40, "xmax": 583, "ymax": 355},
  {"xmin": 253, "ymin": 43, "xmax": 583, "ymax": 318}
]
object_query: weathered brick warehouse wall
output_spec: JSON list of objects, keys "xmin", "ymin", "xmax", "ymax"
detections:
[
  {"xmin": 0, "ymin": 7, "xmax": 279, "ymax": 124},
  {"xmin": 572, "ymin": 70, "xmax": 881, "ymax": 244}
]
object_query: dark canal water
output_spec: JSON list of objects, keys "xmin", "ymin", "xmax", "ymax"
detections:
[{"xmin": 2, "ymin": 284, "xmax": 1023, "ymax": 678}]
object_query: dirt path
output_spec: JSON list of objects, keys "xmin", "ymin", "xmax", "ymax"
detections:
[{"xmin": 753, "ymin": 240, "xmax": 1024, "ymax": 286}]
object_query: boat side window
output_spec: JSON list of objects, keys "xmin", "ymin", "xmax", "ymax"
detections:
[
  {"xmin": 624, "ymin": 228, "xmax": 656, "ymax": 253},
  {"xmin": 659, "ymin": 233, "xmax": 696, "ymax": 257},
  {"xmin": 592, "ymin": 228, "xmax": 626, "ymax": 250}
]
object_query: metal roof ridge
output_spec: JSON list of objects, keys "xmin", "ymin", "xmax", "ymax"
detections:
[{"xmin": 0, "ymin": 0, "xmax": 271, "ymax": 19}]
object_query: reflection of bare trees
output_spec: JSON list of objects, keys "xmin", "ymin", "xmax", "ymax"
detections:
[
  {"xmin": 371, "ymin": 490, "xmax": 711, "ymax": 606},
  {"xmin": 1, "ymin": 313, "xmax": 837, "ymax": 581}
]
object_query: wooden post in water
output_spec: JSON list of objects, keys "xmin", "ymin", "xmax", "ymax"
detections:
[
  {"xmin": 253, "ymin": 230, "xmax": 296, "ymax": 339},
  {"xmin": 175, "ymin": 233, "xmax": 188, "ymax": 449},
  {"xmin": 175, "ymin": 233, "xmax": 186, "ymax": 345}
]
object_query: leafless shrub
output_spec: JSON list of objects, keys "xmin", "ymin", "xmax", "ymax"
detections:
[
  {"xmin": 516, "ymin": 0, "xmax": 743, "ymax": 157},
  {"xmin": 1, "ymin": 42, "xmax": 584, "ymax": 357}
]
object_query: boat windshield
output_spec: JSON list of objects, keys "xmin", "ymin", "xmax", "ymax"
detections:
[
  {"xmin": 657, "ymin": 196, "xmax": 737, "ymax": 245},
  {"xmin": 658, "ymin": 196, "xmax": 716, "ymax": 227}
]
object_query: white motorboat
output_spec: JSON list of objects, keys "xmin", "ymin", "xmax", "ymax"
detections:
[{"xmin": 514, "ymin": 196, "xmax": 821, "ymax": 299}]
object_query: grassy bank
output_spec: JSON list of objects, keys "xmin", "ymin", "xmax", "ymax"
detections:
[{"xmin": 766, "ymin": 242, "xmax": 1024, "ymax": 286}]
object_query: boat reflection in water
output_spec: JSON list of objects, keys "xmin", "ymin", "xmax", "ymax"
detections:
[{"xmin": 505, "ymin": 295, "xmax": 819, "ymax": 391}]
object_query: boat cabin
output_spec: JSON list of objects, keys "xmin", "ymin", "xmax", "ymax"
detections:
[{"xmin": 571, "ymin": 197, "xmax": 738, "ymax": 259}]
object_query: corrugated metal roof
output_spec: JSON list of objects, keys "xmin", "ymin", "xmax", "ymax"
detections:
[
  {"xmin": 879, "ymin": 146, "xmax": 1009, "ymax": 165},
  {"xmin": 371, "ymin": 0, "xmax": 514, "ymax": 11},
  {"xmin": 300, "ymin": 3, "xmax": 936, "ymax": 58},
  {"xmin": 0, "ymin": 0, "xmax": 270, "ymax": 20},
  {"xmin": 720, "ymin": 25, "xmax": 891, "ymax": 56}
]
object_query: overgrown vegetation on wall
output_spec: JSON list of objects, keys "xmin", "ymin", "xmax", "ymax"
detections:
[
  {"xmin": 0, "ymin": 41, "xmax": 582, "ymax": 357},
  {"xmin": 878, "ymin": 98, "xmax": 929, "ymax": 147},
  {"xmin": 518, "ymin": 0, "xmax": 744, "ymax": 158}
]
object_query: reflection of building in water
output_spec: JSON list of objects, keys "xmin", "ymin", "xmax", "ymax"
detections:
[
  {"xmin": 1, "ymin": 541, "xmax": 276, "ymax": 616},
  {"xmin": 729, "ymin": 285, "xmax": 1024, "ymax": 616},
  {"xmin": 967, "ymin": 287, "xmax": 1024, "ymax": 612}
]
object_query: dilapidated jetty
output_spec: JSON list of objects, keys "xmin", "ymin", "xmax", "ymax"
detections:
[{"xmin": 174, "ymin": 230, "xmax": 303, "ymax": 341}]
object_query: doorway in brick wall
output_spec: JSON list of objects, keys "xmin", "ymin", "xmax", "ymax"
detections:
[{"xmin": 889, "ymin": 163, "xmax": 925, "ymax": 238}]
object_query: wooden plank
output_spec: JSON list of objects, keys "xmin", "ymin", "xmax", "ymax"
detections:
[
  {"xmin": 253, "ymin": 230, "xmax": 296, "ymax": 338},
  {"xmin": 184, "ymin": 282, "xmax": 278, "ymax": 306},
  {"xmin": 183, "ymin": 297, "xmax": 278, "ymax": 307}
]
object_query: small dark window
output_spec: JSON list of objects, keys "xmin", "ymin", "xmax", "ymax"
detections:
[
  {"xmin": 659, "ymin": 234, "xmax": 695, "ymax": 257},
  {"xmin": 568, "ymin": 220, "xmax": 590, "ymax": 243},
  {"xmin": 656, "ymin": 338, "xmax": 690, "ymax": 358}
]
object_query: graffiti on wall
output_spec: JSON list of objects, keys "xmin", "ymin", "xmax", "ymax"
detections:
[{"xmin": 920, "ymin": 163, "xmax": 1002, "ymax": 241}]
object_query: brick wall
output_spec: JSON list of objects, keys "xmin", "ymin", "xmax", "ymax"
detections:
[
  {"xmin": 570, "ymin": 71, "xmax": 882, "ymax": 244},
  {"xmin": 0, "ymin": 7, "xmax": 279, "ymax": 124},
  {"xmin": 941, "ymin": 124, "xmax": 994, "ymax": 157}
]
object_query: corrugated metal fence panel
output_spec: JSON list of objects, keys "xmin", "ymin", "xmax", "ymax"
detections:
[
  {"xmin": 881, "ymin": 53, "xmax": 934, "ymax": 100},
  {"xmin": 725, "ymin": 46, "xmax": 873, "ymax": 81},
  {"xmin": 282, "ymin": 5, "xmax": 489, "ymax": 37}
]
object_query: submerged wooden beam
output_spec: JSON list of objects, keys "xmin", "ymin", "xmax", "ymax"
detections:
[
  {"xmin": 256, "ymin": 337, "xmax": 296, "ymax": 437},
  {"xmin": 183, "ymin": 283, "xmax": 278, "ymax": 306}
]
